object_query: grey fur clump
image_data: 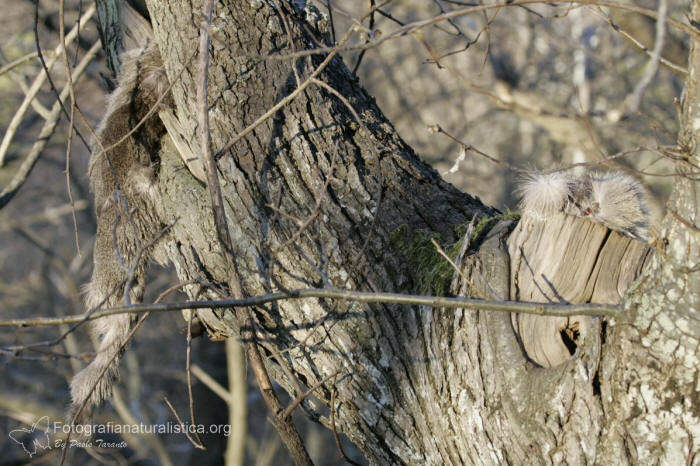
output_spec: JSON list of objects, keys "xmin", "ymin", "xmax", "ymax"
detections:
[
  {"xmin": 70, "ymin": 42, "xmax": 173, "ymax": 415},
  {"xmin": 517, "ymin": 172, "xmax": 572, "ymax": 219},
  {"xmin": 518, "ymin": 171, "xmax": 649, "ymax": 241},
  {"xmin": 586, "ymin": 172, "xmax": 650, "ymax": 241}
]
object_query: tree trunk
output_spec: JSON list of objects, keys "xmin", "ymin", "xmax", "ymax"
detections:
[
  {"xmin": 594, "ymin": 1, "xmax": 700, "ymax": 462},
  {"xmin": 132, "ymin": 1, "xmax": 698, "ymax": 464}
]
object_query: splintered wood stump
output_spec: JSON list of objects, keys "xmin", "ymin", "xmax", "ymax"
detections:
[{"xmin": 507, "ymin": 212, "xmax": 652, "ymax": 367}]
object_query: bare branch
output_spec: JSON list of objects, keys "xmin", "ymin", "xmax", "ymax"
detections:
[
  {"xmin": 0, "ymin": 41, "xmax": 101, "ymax": 210},
  {"xmin": 164, "ymin": 397, "xmax": 206, "ymax": 450},
  {"xmin": 58, "ymin": 0, "xmax": 82, "ymax": 256},
  {"xmin": 224, "ymin": 337, "xmax": 247, "ymax": 466},
  {"xmin": 244, "ymin": 1, "xmax": 698, "ymax": 64},
  {"xmin": 0, "ymin": 3, "xmax": 96, "ymax": 166},
  {"xmin": 0, "ymin": 287, "xmax": 621, "ymax": 330},
  {"xmin": 625, "ymin": 0, "xmax": 667, "ymax": 116}
]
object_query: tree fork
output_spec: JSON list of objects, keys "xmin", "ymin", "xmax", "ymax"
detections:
[{"xmin": 126, "ymin": 1, "xmax": 698, "ymax": 463}]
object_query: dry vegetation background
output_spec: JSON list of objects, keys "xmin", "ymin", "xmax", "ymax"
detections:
[{"xmin": 0, "ymin": 0, "xmax": 686, "ymax": 464}]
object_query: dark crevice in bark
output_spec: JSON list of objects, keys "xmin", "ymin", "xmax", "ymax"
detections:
[{"xmin": 560, "ymin": 327, "xmax": 578, "ymax": 355}]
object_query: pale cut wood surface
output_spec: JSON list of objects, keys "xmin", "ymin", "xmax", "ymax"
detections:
[{"xmin": 508, "ymin": 212, "xmax": 652, "ymax": 367}]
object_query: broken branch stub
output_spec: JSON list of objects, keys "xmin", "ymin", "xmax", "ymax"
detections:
[{"xmin": 508, "ymin": 212, "xmax": 651, "ymax": 367}]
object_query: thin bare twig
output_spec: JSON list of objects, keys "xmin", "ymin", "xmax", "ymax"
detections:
[
  {"xmin": 0, "ymin": 287, "xmax": 622, "ymax": 329},
  {"xmin": 429, "ymin": 124, "xmax": 528, "ymax": 173},
  {"xmin": 351, "ymin": 0, "xmax": 377, "ymax": 75},
  {"xmin": 59, "ymin": 0, "xmax": 82, "ymax": 257},
  {"xmin": 0, "ymin": 51, "xmax": 41, "ymax": 77},
  {"xmin": 311, "ymin": 78, "xmax": 361, "ymax": 123},
  {"xmin": 0, "ymin": 41, "xmax": 101, "ymax": 210},
  {"xmin": 164, "ymin": 397, "xmax": 206, "ymax": 450},
  {"xmin": 430, "ymin": 237, "xmax": 488, "ymax": 299},
  {"xmin": 431, "ymin": 123, "xmax": 665, "ymax": 176},
  {"xmin": 325, "ymin": 0, "xmax": 337, "ymax": 44},
  {"xmin": 600, "ymin": 9, "xmax": 686, "ymax": 75},
  {"xmin": 185, "ymin": 305, "xmax": 205, "ymax": 447},
  {"xmin": 243, "ymin": 1, "xmax": 698, "ymax": 65},
  {"xmin": 0, "ymin": 200, "xmax": 89, "ymax": 232},
  {"xmin": 272, "ymin": 144, "xmax": 338, "ymax": 254},
  {"xmin": 669, "ymin": 209, "xmax": 700, "ymax": 232},
  {"xmin": 624, "ymin": 0, "xmax": 667, "ymax": 116},
  {"xmin": 32, "ymin": 1, "xmax": 88, "ymax": 151},
  {"xmin": 191, "ymin": 364, "xmax": 232, "ymax": 404},
  {"xmin": 282, "ymin": 371, "xmax": 340, "ymax": 420},
  {"xmin": 275, "ymin": 0, "xmax": 301, "ymax": 85},
  {"xmin": 111, "ymin": 388, "xmax": 175, "ymax": 466},
  {"xmin": 7, "ymin": 72, "xmax": 52, "ymax": 118},
  {"xmin": 216, "ymin": 3, "xmax": 372, "ymax": 157},
  {"xmin": 330, "ymin": 383, "xmax": 362, "ymax": 466},
  {"xmin": 0, "ymin": 4, "xmax": 96, "ymax": 166}
]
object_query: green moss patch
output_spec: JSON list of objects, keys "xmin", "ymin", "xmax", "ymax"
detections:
[{"xmin": 390, "ymin": 211, "xmax": 520, "ymax": 296}]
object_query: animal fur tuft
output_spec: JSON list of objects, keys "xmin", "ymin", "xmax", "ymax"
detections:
[
  {"xmin": 588, "ymin": 172, "xmax": 649, "ymax": 241},
  {"xmin": 100, "ymin": 45, "xmax": 172, "ymax": 131},
  {"xmin": 69, "ymin": 281, "xmax": 135, "ymax": 410},
  {"xmin": 71, "ymin": 8, "xmax": 172, "ymax": 415},
  {"xmin": 517, "ymin": 173, "xmax": 573, "ymax": 219},
  {"xmin": 517, "ymin": 170, "xmax": 650, "ymax": 241}
]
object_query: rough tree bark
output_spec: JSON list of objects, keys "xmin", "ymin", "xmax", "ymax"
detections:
[{"xmin": 115, "ymin": 1, "xmax": 699, "ymax": 464}]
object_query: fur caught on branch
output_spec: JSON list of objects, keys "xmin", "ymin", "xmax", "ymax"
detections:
[{"xmin": 69, "ymin": 17, "xmax": 173, "ymax": 414}]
